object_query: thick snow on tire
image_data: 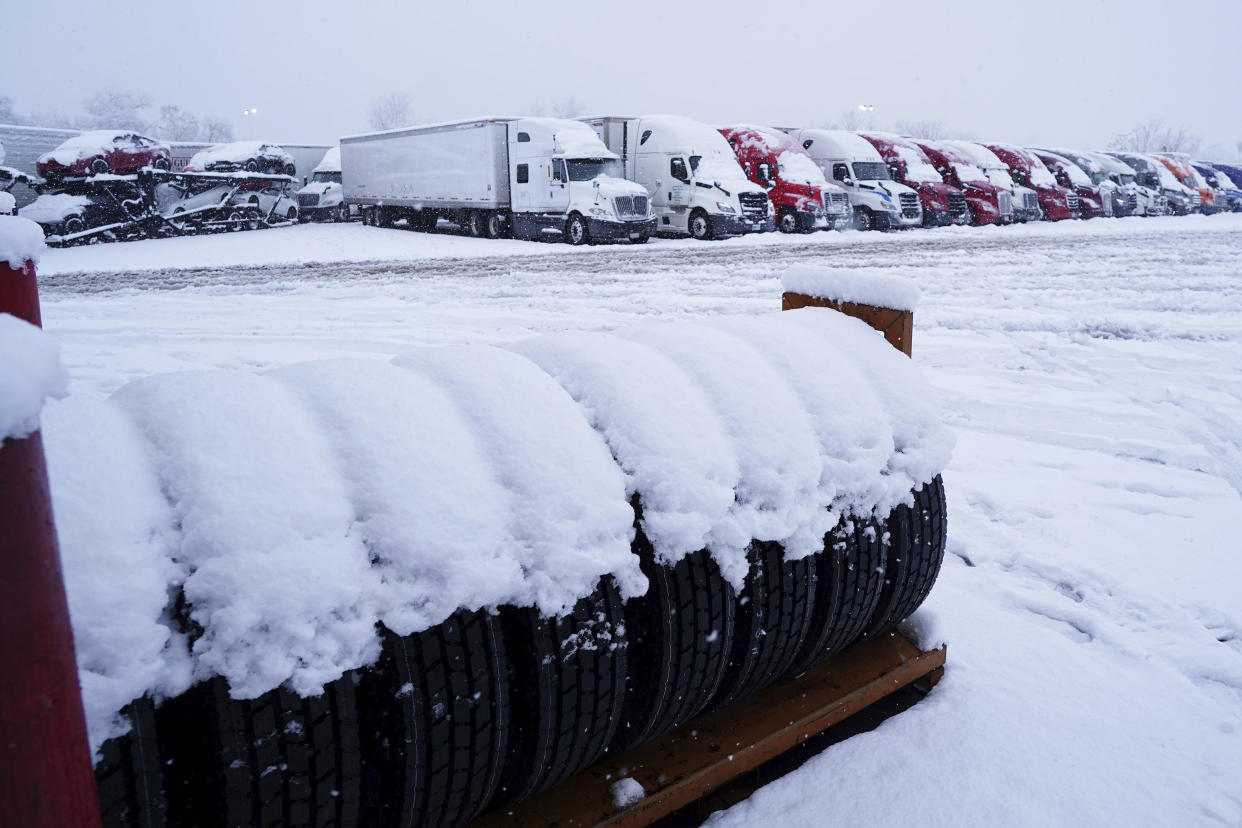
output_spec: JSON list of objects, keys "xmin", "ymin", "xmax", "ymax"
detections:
[
  {"xmin": 96, "ymin": 697, "xmax": 166, "ymax": 828},
  {"xmin": 356, "ymin": 610, "xmax": 508, "ymax": 828},
  {"xmin": 863, "ymin": 474, "xmax": 948, "ymax": 638},
  {"xmin": 612, "ymin": 501, "xmax": 735, "ymax": 752},
  {"xmin": 156, "ymin": 675, "xmax": 361, "ymax": 828},
  {"xmin": 494, "ymin": 577, "xmax": 627, "ymax": 804},
  {"xmin": 786, "ymin": 514, "xmax": 888, "ymax": 675},
  {"xmin": 709, "ymin": 540, "xmax": 816, "ymax": 711}
]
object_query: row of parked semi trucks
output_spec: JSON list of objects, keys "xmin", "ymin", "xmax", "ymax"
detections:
[
  {"xmin": 302, "ymin": 114, "xmax": 1241, "ymax": 244},
  {"xmin": 4, "ymin": 117, "xmax": 1239, "ymax": 245}
]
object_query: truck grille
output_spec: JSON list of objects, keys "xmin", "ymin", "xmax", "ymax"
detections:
[
  {"xmin": 613, "ymin": 194, "xmax": 648, "ymax": 220},
  {"xmin": 998, "ymin": 191, "xmax": 1013, "ymax": 215},
  {"xmin": 1127, "ymin": 192, "xmax": 1138, "ymax": 211},
  {"xmin": 1190, "ymin": 192, "xmax": 1201, "ymax": 207},
  {"xmin": 898, "ymin": 191, "xmax": 920, "ymax": 218},
  {"xmin": 1023, "ymin": 191, "xmax": 1039, "ymax": 212},
  {"xmin": 738, "ymin": 192, "xmax": 769, "ymax": 219},
  {"xmin": 297, "ymin": 193, "xmax": 320, "ymax": 209},
  {"xmin": 946, "ymin": 192, "xmax": 967, "ymax": 216},
  {"xmin": 1066, "ymin": 192, "xmax": 1079, "ymax": 212},
  {"xmin": 824, "ymin": 191, "xmax": 850, "ymax": 214}
]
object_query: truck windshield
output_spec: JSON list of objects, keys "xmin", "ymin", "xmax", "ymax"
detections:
[
  {"xmin": 851, "ymin": 162, "xmax": 890, "ymax": 181},
  {"xmin": 565, "ymin": 158, "xmax": 622, "ymax": 181},
  {"xmin": 1118, "ymin": 173, "xmax": 1135, "ymax": 186},
  {"xmin": 951, "ymin": 162, "xmax": 989, "ymax": 186},
  {"xmin": 312, "ymin": 172, "xmax": 341, "ymax": 184}
]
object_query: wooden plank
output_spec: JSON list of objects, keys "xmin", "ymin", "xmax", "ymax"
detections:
[
  {"xmin": 471, "ymin": 633, "xmax": 945, "ymax": 828},
  {"xmin": 782, "ymin": 292, "xmax": 914, "ymax": 357}
]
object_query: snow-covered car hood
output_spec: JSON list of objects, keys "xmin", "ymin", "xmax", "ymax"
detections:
[
  {"xmin": 21, "ymin": 193, "xmax": 93, "ymax": 224},
  {"xmin": 297, "ymin": 181, "xmax": 341, "ymax": 197}
]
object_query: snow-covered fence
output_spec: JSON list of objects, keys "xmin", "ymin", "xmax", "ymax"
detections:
[
  {"xmin": 0, "ymin": 216, "xmax": 100, "ymax": 828},
  {"xmin": 781, "ymin": 265, "xmax": 920, "ymax": 356}
]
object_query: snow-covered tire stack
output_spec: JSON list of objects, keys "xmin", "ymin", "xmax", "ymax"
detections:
[
  {"xmin": 355, "ymin": 610, "xmax": 508, "ymax": 828},
  {"xmin": 786, "ymin": 513, "xmax": 889, "ymax": 676},
  {"xmin": 709, "ymin": 540, "xmax": 817, "ymax": 711},
  {"xmin": 611, "ymin": 508, "xmax": 736, "ymax": 752},
  {"xmin": 95, "ymin": 698, "xmax": 165, "ymax": 828},
  {"xmin": 494, "ymin": 577, "xmax": 628, "ymax": 803},
  {"xmin": 863, "ymin": 474, "xmax": 948, "ymax": 639},
  {"xmin": 155, "ymin": 675, "xmax": 361, "ymax": 827}
]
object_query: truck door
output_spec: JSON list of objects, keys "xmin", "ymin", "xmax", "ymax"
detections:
[{"xmin": 542, "ymin": 158, "xmax": 570, "ymax": 215}]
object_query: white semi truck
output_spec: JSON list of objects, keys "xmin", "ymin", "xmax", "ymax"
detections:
[
  {"xmin": 783, "ymin": 129, "xmax": 922, "ymax": 230},
  {"xmin": 295, "ymin": 147, "xmax": 353, "ymax": 222},
  {"xmin": 580, "ymin": 115, "xmax": 773, "ymax": 239},
  {"xmin": 341, "ymin": 117, "xmax": 655, "ymax": 244}
]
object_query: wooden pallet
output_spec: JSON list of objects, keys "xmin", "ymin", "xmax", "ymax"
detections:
[{"xmin": 471, "ymin": 632, "xmax": 945, "ymax": 827}]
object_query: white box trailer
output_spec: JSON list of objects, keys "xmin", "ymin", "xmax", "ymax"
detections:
[{"xmin": 341, "ymin": 117, "xmax": 655, "ymax": 244}]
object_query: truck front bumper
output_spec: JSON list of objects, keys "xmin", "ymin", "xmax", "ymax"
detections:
[
  {"xmin": 922, "ymin": 208, "xmax": 968, "ymax": 227},
  {"xmin": 713, "ymin": 214, "xmax": 774, "ymax": 235},
  {"xmin": 587, "ymin": 216, "xmax": 658, "ymax": 241}
]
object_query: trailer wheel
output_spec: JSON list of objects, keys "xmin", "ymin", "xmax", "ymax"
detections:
[
  {"xmin": 778, "ymin": 209, "xmax": 799, "ymax": 234},
  {"xmin": 357, "ymin": 610, "xmax": 509, "ymax": 828},
  {"xmin": 484, "ymin": 211, "xmax": 505, "ymax": 239},
  {"xmin": 244, "ymin": 160, "xmax": 259, "ymax": 172},
  {"xmin": 63, "ymin": 215, "xmax": 86, "ymax": 236},
  {"xmin": 689, "ymin": 209, "xmax": 714, "ymax": 240},
  {"xmin": 95, "ymin": 697, "xmax": 166, "ymax": 828},
  {"xmin": 244, "ymin": 208, "xmax": 262, "ymax": 231},
  {"xmin": 565, "ymin": 212, "xmax": 589, "ymax": 245},
  {"xmin": 612, "ymin": 499, "xmax": 735, "ymax": 752},
  {"xmin": 156, "ymin": 675, "xmax": 362, "ymax": 828},
  {"xmin": 284, "ymin": 164, "xmax": 296, "ymax": 176},
  {"xmin": 709, "ymin": 540, "xmax": 816, "ymax": 711},
  {"xmin": 495, "ymin": 578, "xmax": 627, "ymax": 804},
  {"xmin": 466, "ymin": 210, "xmax": 486, "ymax": 237},
  {"xmin": 863, "ymin": 475, "xmax": 947, "ymax": 639},
  {"xmin": 786, "ymin": 513, "xmax": 888, "ymax": 675},
  {"xmin": 90, "ymin": 157, "xmax": 110, "ymax": 175}
]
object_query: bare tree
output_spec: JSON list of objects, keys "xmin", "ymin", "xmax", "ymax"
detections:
[
  {"xmin": 1110, "ymin": 119, "xmax": 1202, "ymax": 154},
  {"xmin": 549, "ymin": 96, "xmax": 585, "ymax": 118},
  {"xmin": 833, "ymin": 108, "xmax": 865, "ymax": 131},
  {"xmin": 201, "ymin": 118, "xmax": 235, "ymax": 143},
  {"xmin": 894, "ymin": 119, "xmax": 950, "ymax": 140},
  {"xmin": 0, "ymin": 96, "xmax": 16, "ymax": 124},
  {"xmin": 149, "ymin": 105, "xmax": 200, "ymax": 141},
  {"xmin": 368, "ymin": 91, "xmax": 415, "ymax": 131},
  {"xmin": 82, "ymin": 88, "xmax": 152, "ymax": 130}
]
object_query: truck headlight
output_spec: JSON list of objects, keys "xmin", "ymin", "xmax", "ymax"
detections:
[
  {"xmin": 716, "ymin": 201, "xmax": 736, "ymax": 214},
  {"xmin": 588, "ymin": 205, "xmax": 613, "ymax": 217}
]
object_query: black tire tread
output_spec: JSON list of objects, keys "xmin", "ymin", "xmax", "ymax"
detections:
[
  {"xmin": 357, "ymin": 610, "xmax": 508, "ymax": 828},
  {"xmin": 864, "ymin": 475, "xmax": 948, "ymax": 638},
  {"xmin": 96, "ymin": 696, "xmax": 166, "ymax": 828}
]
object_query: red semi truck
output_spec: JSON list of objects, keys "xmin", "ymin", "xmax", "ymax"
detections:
[
  {"xmin": 719, "ymin": 125, "xmax": 852, "ymax": 232},
  {"xmin": 1031, "ymin": 150, "xmax": 1105, "ymax": 219},
  {"xmin": 857, "ymin": 132, "xmax": 969, "ymax": 226},
  {"xmin": 910, "ymin": 138, "xmax": 1014, "ymax": 226},
  {"xmin": 984, "ymin": 142, "xmax": 1080, "ymax": 221}
]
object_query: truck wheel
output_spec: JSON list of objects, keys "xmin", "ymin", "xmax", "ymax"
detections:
[
  {"xmin": 778, "ymin": 209, "xmax": 799, "ymax": 234},
  {"xmin": 709, "ymin": 540, "xmax": 816, "ymax": 712},
  {"xmin": 335, "ymin": 204, "xmax": 349, "ymax": 223},
  {"xmin": 244, "ymin": 208, "xmax": 262, "ymax": 231},
  {"xmin": 689, "ymin": 209, "xmax": 714, "ymax": 240},
  {"xmin": 495, "ymin": 578, "xmax": 627, "ymax": 803},
  {"xmin": 466, "ymin": 210, "xmax": 486, "ymax": 237},
  {"xmin": 863, "ymin": 475, "xmax": 947, "ymax": 639},
  {"xmin": 611, "ymin": 498, "xmax": 735, "ymax": 752},
  {"xmin": 95, "ymin": 697, "xmax": 166, "ymax": 828},
  {"xmin": 855, "ymin": 207, "xmax": 875, "ymax": 231},
  {"xmin": 156, "ymin": 675, "xmax": 362, "ymax": 828},
  {"xmin": 786, "ymin": 513, "xmax": 888, "ymax": 675},
  {"xmin": 356, "ymin": 611, "xmax": 508, "ymax": 828},
  {"xmin": 565, "ymin": 212, "xmax": 589, "ymax": 245},
  {"xmin": 90, "ymin": 157, "xmax": 110, "ymax": 175},
  {"xmin": 484, "ymin": 211, "xmax": 505, "ymax": 239},
  {"xmin": 633, "ymin": 230, "xmax": 650, "ymax": 244},
  {"xmin": 152, "ymin": 156, "xmax": 170, "ymax": 171}
]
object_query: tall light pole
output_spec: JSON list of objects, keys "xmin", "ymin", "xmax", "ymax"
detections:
[{"xmin": 242, "ymin": 107, "xmax": 258, "ymax": 140}]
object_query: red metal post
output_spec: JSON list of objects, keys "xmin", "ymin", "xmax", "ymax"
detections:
[{"xmin": 0, "ymin": 258, "xmax": 102, "ymax": 827}]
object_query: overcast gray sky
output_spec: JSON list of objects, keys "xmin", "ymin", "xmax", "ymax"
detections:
[{"xmin": 7, "ymin": 0, "xmax": 1242, "ymax": 156}]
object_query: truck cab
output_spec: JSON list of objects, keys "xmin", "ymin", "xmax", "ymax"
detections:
[
  {"xmin": 1087, "ymin": 151, "xmax": 1163, "ymax": 216},
  {"xmin": 1041, "ymin": 148, "xmax": 1137, "ymax": 217},
  {"xmin": 295, "ymin": 147, "xmax": 352, "ymax": 222},
  {"xmin": 1110, "ymin": 152, "xmax": 1198, "ymax": 215},
  {"xmin": 984, "ymin": 142, "xmax": 1080, "ymax": 221},
  {"xmin": 911, "ymin": 138, "xmax": 1014, "ymax": 225},
  {"xmin": 786, "ymin": 129, "xmax": 921, "ymax": 230},
  {"xmin": 718, "ymin": 124, "xmax": 851, "ymax": 232},
  {"xmin": 1031, "ymin": 150, "xmax": 1106, "ymax": 218},
  {"xmin": 943, "ymin": 140, "xmax": 1042, "ymax": 222},
  {"xmin": 1157, "ymin": 154, "xmax": 1216, "ymax": 213},
  {"xmin": 1195, "ymin": 163, "xmax": 1242, "ymax": 212},
  {"xmin": 859, "ymin": 132, "xmax": 969, "ymax": 226},
  {"xmin": 583, "ymin": 116, "xmax": 772, "ymax": 239}
]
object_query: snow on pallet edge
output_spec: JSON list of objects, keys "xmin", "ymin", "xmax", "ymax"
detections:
[
  {"xmin": 781, "ymin": 264, "xmax": 921, "ymax": 312},
  {"xmin": 33, "ymin": 308, "xmax": 953, "ymax": 758}
]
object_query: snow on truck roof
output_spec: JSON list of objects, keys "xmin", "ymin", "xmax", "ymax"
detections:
[
  {"xmin": 942, "ymin": 140, "xmax": 1008, "ymax": 170},
  {"xmin": 790, "ymin": 129, "xmax": 884, "ymax": 163},
  {"xmin": 313, "ymin": 146, "xmax": 340, "ymax": 173}
]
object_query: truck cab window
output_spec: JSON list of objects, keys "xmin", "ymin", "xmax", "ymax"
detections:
[
  {"xmin": 757, "ymin": 162, "xmax": 774, "ymax": 184},
  {"xmin": 516, "ymin": 164, "xmax": 529, "ymax": 184},
  {"xmin": 516, "ymin": 132, "xmax": 531, "ymax": 143},
  {"xmin": 640, "ymin": 130, "xmax": 653, "ymax": 145},
  {"xmin": 551, "ymin": 160, "xmax": 567, "ymax": 183},
  {"xmin": 670, "ymin": 158, "xmax": 689, "ymax": 183}
]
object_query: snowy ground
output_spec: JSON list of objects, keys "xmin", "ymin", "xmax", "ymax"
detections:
[{"xmin": 35, "ymin": 215, "xmax": 1242, "ymax": 826}]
